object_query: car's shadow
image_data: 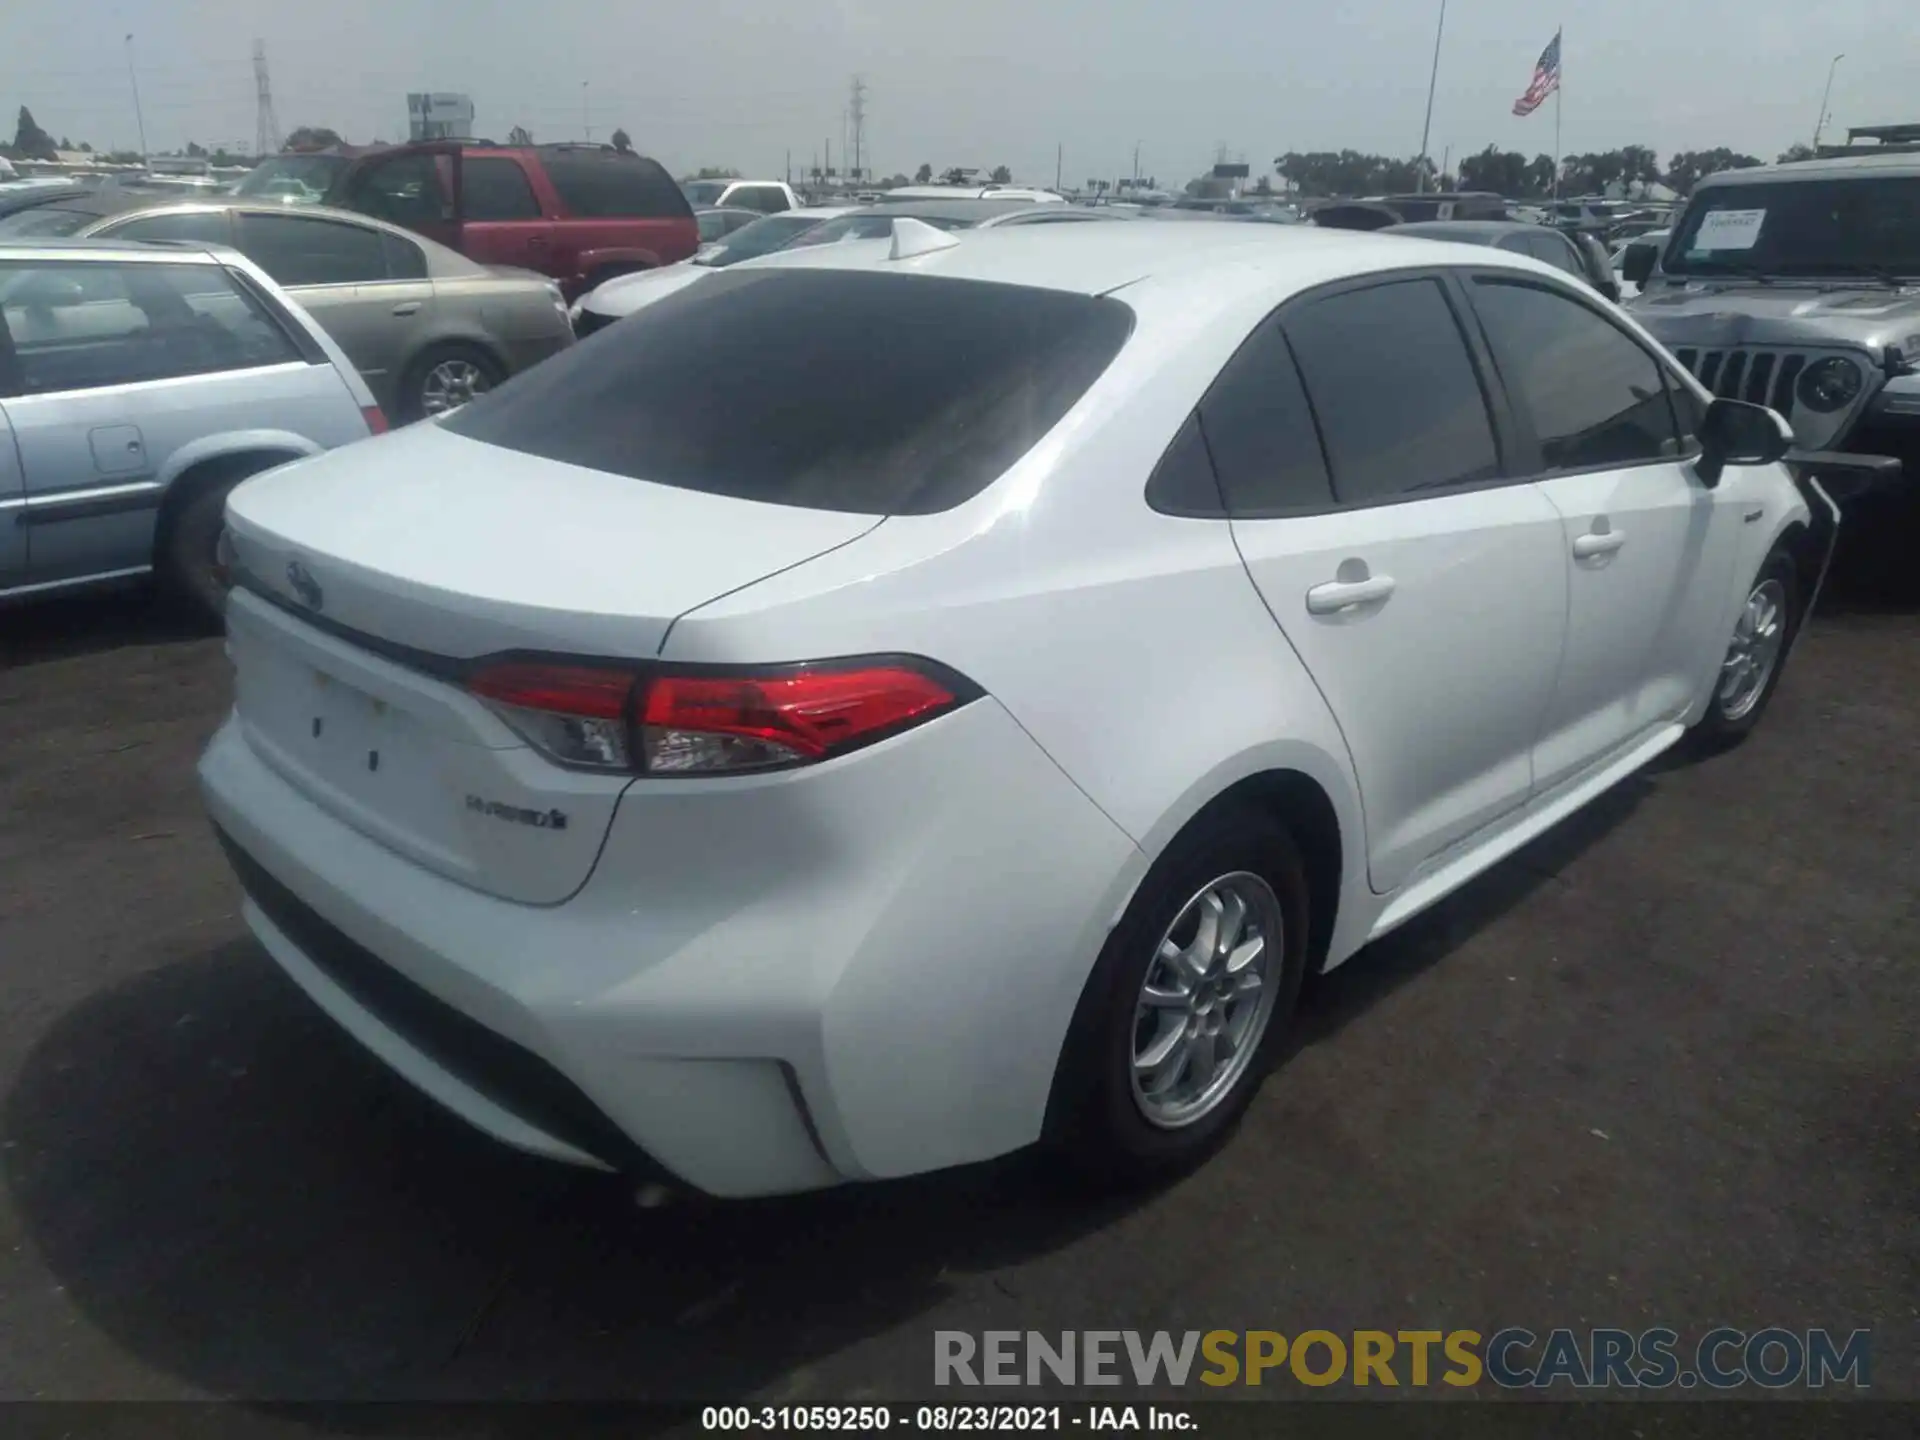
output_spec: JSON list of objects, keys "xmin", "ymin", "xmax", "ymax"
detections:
[
  {"xmin": 1, "ymin": 586, "xmax": 213, "ymax": 669},
  {"xmin": 2, "ymin": 767, "xmax": 1651, "ymax": 1412}
]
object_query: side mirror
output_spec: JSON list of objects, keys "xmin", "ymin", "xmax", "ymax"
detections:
[
  {"xmin": 1621, "ymin": 244, "xmax": 1657, "ymax": 287},
  {"xmin": 1696, "ymin": 397, "xmax": 1793, "ymax": 486}
]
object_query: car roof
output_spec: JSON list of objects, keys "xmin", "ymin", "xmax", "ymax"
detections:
[
  {"xmin": 738, "ymin": 215, "xmax": 1581, "ymax": 306},
  {"xmin": 1385, "ymin": 220, "xmax": 1548, "ymax": 243},
  {"xmin": 1696, "ymin": 151, "xmax": 1920, "ymax": 187},
  {"xmin": 845, "ymin": 196, "xmax": 1071, "ymax": 224},
  {"xmin": 879, "ymin": 186, "xmax": 1063, "ymax": 203},
  {"xmin": 0, "ymin": 235, "xmax": 240, "ymax": 264},
  {"xmin": 59, "ymin": 198, "xmax": 490, "ymax": 274}
]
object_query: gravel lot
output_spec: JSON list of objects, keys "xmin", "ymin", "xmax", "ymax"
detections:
[{"xmin": 0, "ymin": 562, "xmax": 1914, "ymax": 1407}]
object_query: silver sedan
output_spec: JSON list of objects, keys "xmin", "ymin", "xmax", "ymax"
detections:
[{"xmin": 3, "ymin": 195, "xmax": 574, "ymax": 422}]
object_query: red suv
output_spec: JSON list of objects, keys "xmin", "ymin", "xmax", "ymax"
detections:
[{"xmin": 324, "ymin": 141, "xmax": 698, "ymax": 299}]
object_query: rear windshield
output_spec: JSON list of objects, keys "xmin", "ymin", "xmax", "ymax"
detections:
[
  {"xmin": 542, "ymin": 152, "xmax": 692, "ymax": 220},
  {"xmin": 443, "ymin": 268, "xmax": 1133, "ymax": 515}
]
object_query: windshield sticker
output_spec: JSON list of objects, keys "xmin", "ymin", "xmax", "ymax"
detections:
[{"xmin": 1692, "ymin": 208, "xmax": 1767, "ymax": 252}]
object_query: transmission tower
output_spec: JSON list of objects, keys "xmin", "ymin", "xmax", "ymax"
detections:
[
  {"xmin": 254, "ymin": 40, "xmax": 281, "ymax": 157},
  {"xmin": 848, "ymin": 75, "xmax": 867, "ymax": 182}
]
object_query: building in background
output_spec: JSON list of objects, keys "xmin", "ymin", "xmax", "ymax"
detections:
[{"xmin": 407, "ymin": 94, "xmax": 475, "ymax": 142}]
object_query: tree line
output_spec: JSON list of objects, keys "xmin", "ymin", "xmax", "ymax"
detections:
[{"xmin": 1276, "ymin": 142, "xmax": 1813, "ymax": 200}]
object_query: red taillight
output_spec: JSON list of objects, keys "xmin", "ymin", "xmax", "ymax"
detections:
[
  {"xmin": 640, "ymin": 666, "xmax": 960, "ymax": 774},
  {"xmin": 361, "ymin": 405, "xmax": 389, "ymax": 435},
  {"xmin": 463, "ymin": 658, "xmax": 971, "ymax": 775}
]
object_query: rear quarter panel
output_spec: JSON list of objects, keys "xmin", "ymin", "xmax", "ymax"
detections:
[{"xmin": 660, "ymin": 269, "xmax": 1379, "ymax": 967}]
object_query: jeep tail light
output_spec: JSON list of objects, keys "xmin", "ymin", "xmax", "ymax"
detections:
[{"xmin": 465, "ymin": 658, "xmax": 975, "ymax": 775}]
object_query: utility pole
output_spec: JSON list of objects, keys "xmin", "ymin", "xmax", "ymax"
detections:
[
  {"xmin": 848, "ymin": 75, "xmax": 867, "ymax": 184},
  {"xmin": 123, "ymin": 33, "xmax": 149, "ymax": 160},
  {"xmin": 1812, "ymin": 53, "xmax": 1845, "ymax": 150},
  {"xmin": 582, "ymin": 81, "xmax": 590, "ymax": 143},
  {"xmin": 786, "ymin": 148, "xmax": 791, "ymax": 185},
  {"xmin": 1055, "ymin": 142, "xmax": 1062, "ymax": 191},
  {"xmin": 1417, "ymin": 0, "xmax": 1448, "ymax": 192},
  {"xmin": 1131, "ymin": 140, "xmax": 1141, "ymax": 189}
]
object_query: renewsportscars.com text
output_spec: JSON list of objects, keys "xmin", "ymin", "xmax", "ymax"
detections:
[{"xmin": 934, "ymin": 1327, "xmax": 1871, "ymax": 1390}]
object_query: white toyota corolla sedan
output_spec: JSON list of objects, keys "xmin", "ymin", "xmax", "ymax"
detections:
[{"xmin": 201, "ymin": 218, "xmax": 1824, "ymax": 1198}]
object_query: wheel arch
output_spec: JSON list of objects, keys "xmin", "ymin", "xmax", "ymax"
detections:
[
  {"xmin": 152, "ymin": 433, "xmax": 319, "ymax": 562},
  {"xmin": 1123, "ymin": 745, "xmax": 1366, "ymax": 975}
]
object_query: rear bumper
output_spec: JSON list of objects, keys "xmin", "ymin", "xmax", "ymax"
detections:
[{"xmin": 199, "ymin": 697, "xmax": 1141, "ymax": 1197}]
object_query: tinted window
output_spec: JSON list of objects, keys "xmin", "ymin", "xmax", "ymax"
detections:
[
  {"xmin": 1470, "ymin": 278, "xmax": 1679, "ymax": 471},
  {"xmin": 1517, "ymin": 232, "xmax": 1581, "ymax": 274},
  {"xmin": 682, "ymin": 181, "xmax": 729, "ymax": 207},
  {"xmin": 698, "ymin": 212, "xmax": 828, "ymax": 265},
  {"xmin": 444, "ymin": 269, "xmax": 1133, "ymax": 514},
  {"xmin": 1145, "ymin": 414, "xmax": 1225, "ymax": 515},
  {"xmin": 735, "ymin": 186, "xmax": 790, "ymax": 214},
  {"xmin": 381, "ymin": 230, "xmax": 428, "ymax": 281},
  {"xmin": 235, "ymin": 213, "xmax": 389, "ymax": 286},
  {"xmin": 543, "ymin": 152, "xmax": 690, "ymax": 219},
  {"xmin": 1283, "ymin": 279, "xmax": 1499, "ymax": 504},
  {"xmin": 232, "ymin": 153, "xmax": 349, "ymax": 201},
  {"xmin": 462, "ymin": 157, "xmax": 541, "ymax": 221},
  {"xmin": 1665, "ymin": 176, "xmax": 1920, "ymax": 277},
  {"xmin": 0, "ymin": 260, "xmax": 299, "ymax": 397},
  {"xmin": 341, "ymin": 153, "xmax": 450, "ymax": 230},
  {"xmin": 1196, "ymin": 320, "xmax": 1333, "ymax": 513},
  {"xmin": 108, "ymin": 210, "xmax": 234, "ymax": 246}
]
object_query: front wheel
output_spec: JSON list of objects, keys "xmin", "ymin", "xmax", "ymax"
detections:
[
  {"xmin": 1691, "ymin": 548, "xmax": 1800, "ymax": 749},
  {"xmin": 1046, "ymin": 807, "xmax": 1310, "ymax": 1186}
]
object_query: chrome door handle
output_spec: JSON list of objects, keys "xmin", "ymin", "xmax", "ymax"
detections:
[
  {"xmin": 1305, "ymin": 575, "xmax": 1396, "ymax": 614},
  {"xmin": 1572, "ymin": 530, "xmax": 1627, "ymax": 559},
  {"xmin": 391, "ymin": 301, "xmax": 421, "ymax": 317}
]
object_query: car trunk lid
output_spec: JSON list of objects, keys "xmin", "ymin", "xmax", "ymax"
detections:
[{"xmin": 222, "ymin": 422, "xmax": 880, "ymax": 903}]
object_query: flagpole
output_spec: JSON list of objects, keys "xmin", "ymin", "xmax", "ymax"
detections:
[
  {"xmin": 1552, "ymin": 26, "xmax": 1563, "ymax": 199},
  {"xmin": 1417, "ymin": 0, "xmax": 1448, "ymax": 193}
]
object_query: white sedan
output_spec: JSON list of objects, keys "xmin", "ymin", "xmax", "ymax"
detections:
[
  {"xmin": 568, "ymin": 206, "xmax": 856, "ymax": 335},
  {"xmin": 202, "ymin": 220, "xmax": 1823, "ymax": 1198}
]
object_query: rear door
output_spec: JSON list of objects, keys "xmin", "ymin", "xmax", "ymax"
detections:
[
  {"xmin": 1463, "ymin": 272, "xmax": 1740, "ymax": 791},
  {"xmin": 234, "ymin": 210, "xmax": 436, "ymax": 408},
  {"xmin": 454, "ymin": 154, "xmax": 553, "ymax": 272},
  {"xmin": 1222, "ymin": 274, "xmax": 1569, "ymax": 894}
]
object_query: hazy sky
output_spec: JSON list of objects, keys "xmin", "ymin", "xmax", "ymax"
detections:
[{"xmin": 4, "ymin": 1, "xmax": 1912, "ymax": 182}]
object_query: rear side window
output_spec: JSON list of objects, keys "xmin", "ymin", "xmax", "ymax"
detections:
[
  {"xmin": 462, "ymin": 157, "xmax": 542, "ymax": 221},
  {"xmin": 1196, "ymin": 320, "xmax": 1333, "ymax": 514},
  {"xmin": 542, "ymin": 152, "xmax": 691, "ymax": 219},
  {"xmin": 235, "ymin": 213, "xmax": 390, "ymax": 286},
  {"xmin": 109, "ymin": 211, "xmax": 235, "ymax": 247},
  {"xmin": 0, "ymin": 260, "xmax": 299, "ymax": 397},
  {"xmin": 734, "ymin": 185, "xmax": 790, "ymax": 214},
  {"xmin": 443, "ymin": 269, "xmax": 1133, "ymax": 515},
  {"xmin": 1470, "ymin": 278, "xmax": 1680, "ymax": 471},
  {"xmin": 1283, "ymin": 278, "xmax": 1500, "ymax": 505},
  {"xmin": 381, "ymin": 231, "xmax": 428, "ymax": 281}
]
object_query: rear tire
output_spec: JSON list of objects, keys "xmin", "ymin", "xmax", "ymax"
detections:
[
  {"xmin": 1045, "ymin": 806, "xmax": 1310, "ymax": 1187},
  {"xmin": 159, "ymin": 475, "xmax": 245, "ymax": 626},
  {"xmin": 400, "ymin": 343, "xmax": 504, "ymax": 424},
  {"xmin": 1690, "ymin": 547, "xmax": 1801, "ymax": 751}
]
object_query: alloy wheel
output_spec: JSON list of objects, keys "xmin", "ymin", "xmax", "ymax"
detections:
[
  {"xmin": 1129, "ymin": 872, "xmax": 1285, "ymax": 1129},
  {"xmin": 420, "ymin": 359, "xmax": 492, "ymax": 416},
  {"xmin": 1717, "ymin": 577, "xmax": 1787, "ymax": 722}
]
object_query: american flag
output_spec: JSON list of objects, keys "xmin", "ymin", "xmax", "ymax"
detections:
[{"xmin": 1512, "ymin": 31, "xmax": 1562, "ymax": 117}]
